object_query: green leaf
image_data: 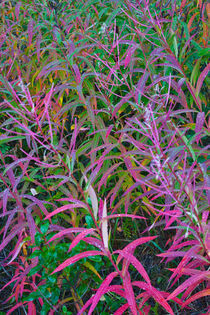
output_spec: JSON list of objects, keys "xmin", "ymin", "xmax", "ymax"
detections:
[
  {"xmin": 85, "ymin": 215, "xmax": 94, "ymax": 228},
  {"xmin": 0, "ymin": 136, "xmax": 25, "ymax": 145},
  {"xmin": 28, "ymin": 264, "xmax": 42, "ymax": 276},
  {"xmin": 40, "ymin": 221, "xmax": 50, "ymax": 234},
  {"xmin": 51, "ymin": 287, "xmax": 60, "ymax": 304}
]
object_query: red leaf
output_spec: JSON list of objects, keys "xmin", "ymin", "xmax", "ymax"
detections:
[
  {"xmin": 167, "ymin": 271, "xmax": 210, "ymax": 300},
  {"xmin": 114, "ymin": 303, "xmax": 129, "ymax": 315},
  {"xmin": 7, "ymin": 301, "xmax": 27, "ymax": 315},
  {"xmin": 182, "ymin": 289, "xmax": 210, "ymax": 307},
  {"xmin": 51, "ymin": 251, "xmax": 105, "ymax": 274},
  {"xmin": 45, "ymin": 203, "xmax": 87, "ymax": 219},
  {"xmin": 47, "ymin": 228, "xmax": 87, "ymax": 243},
  {"xmin": 118, "ymin": 236, "xmax": 157, "ymax": 258},
  {"xmin": 123, "ymin": 273, "xmax": 137, "ymax": 315},
  {"xmin": 133, "ymin": 282, "xmax": 174, "ymax": 315},
  {"xmin": 68, "ymin": 229, "xmax": 96, "ymax": 252},
  {"xmin": 0, "ymin": 222, "xmax": 26, "ymax": 251},
  {"xmin": 88, "ymin": 272, "xmax": 118, "ymax": 314},
  {"xmin": 115, "ymin": 250, "xmax": 151, "ymax": 284}
]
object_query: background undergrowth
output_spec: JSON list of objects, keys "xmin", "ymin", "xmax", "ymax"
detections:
[{"xmin": 0, "ymin": 0, "xmax": 209, "ymax": 314}]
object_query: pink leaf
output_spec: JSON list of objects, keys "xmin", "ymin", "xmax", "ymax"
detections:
[
  {"xmin": 26, "ymin": 208, "xmax": 36, "ymax": 242},
  {"xmin": 15, "ymin": 2, "xmax": 21, "ymax": 21},
  {"xmin": 115, "ymin": 250, "xmax": 151, "ymax": 284},
  {"xmin": 0, "ymin": 222, "xmax": 26, "ymax": 251},
  {"xmin": 124, "ymin": 47, "xmax": 135, "ymax": 68},
  {"xmin": 78, "ymin": 296, "xmax": 94, "ymax": 315},
  {"xmin": 22, "ymin": 195, "xmax": 49, "ymax": 217},
  {"xmin": 123, "ymin": 273, "xmax": 137, "ymax": 315},
  {"xmin": 51, "ymin": 251, "xmax": 105, "ymax": 274},
  {"xmin": 88, "ymin": 272, "xmax": 118, "ymax": 314},
  {"xmin": 167, "ymin": 271, "xmax": 210, "ymax": 300},
  {"xmin": 182, "ymin": 289, "xmax": 210, "ymax": 307},
  {"xmin": 196, "ymin": 64, "xmax": 210, "ymax": 95},
  {"xmin": 28, "ymin": 301, "xmax": 36, "ymax": 314},
  {"xmin": 36, "ymin": 33, "xmax": 42, "ymax": 62},
  {"xmin": 195, "ymin": 112, "xmax": 205, "ymax": 143},
  {"xmin": 68, "ymin": 229, "xmax": 96, "ymax": 252},
  {"xmin": 83, "ymin": 237, "xmax": 105, "ymax": 252},
  {"xmin": 119, "ymin": 236, "xmax": 157, "ymax": 255},
  {"xmin": 72, "ymin": 64, "xmax": 81, "ymax": 84},
  {"xmin": 98, "ymin": 163, "xmax": 122, "ymax": 192},
  {"xmin": 8, "ymin": 241, "xmax": 25, "ymax": 265},
  {"xmin": 45, "ymin": 203, "xmax": 87, "ymax": 219},
  {"xmin": 47, "ymin": 228, "xmax": 87, "ymax": 243},
  {"xmin": 114, "ymin": 303, "xmax": 129, "ymax": 315},
  {"xmin": 106, "ymin": 125, "xmax": 113, "ymax": 138},
  {"xmin": 133, "ymin": 282, "xmax": 174, "ymax": 315}
]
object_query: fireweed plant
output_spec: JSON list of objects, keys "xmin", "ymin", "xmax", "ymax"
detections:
[{"xmin": 0, "ymin": 0, "xmax": 209, "ymax": 314}]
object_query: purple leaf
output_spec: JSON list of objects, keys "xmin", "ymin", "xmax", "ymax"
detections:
[
  {"xmin": 0, "ymin": 223, "xmax": 26, "ymax": 252},
  {"xmin": 195, "ymin": 112, "xmax": 205, "ymax": 143},
  {"xmin": 196, "ymin": 64, "xmax": 210, "ymax": 95}
]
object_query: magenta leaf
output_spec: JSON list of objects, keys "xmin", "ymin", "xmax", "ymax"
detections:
[
  {"xmin": 88, "ymin": 272, "xmax": 118, "ymax": 314},
  {"xmin": 115, "ymin": 250, "xmax": 151, "ymax": 284},
  {"xmin": 45, "ymin": 203, "xmax": 88, "ymax": 219},
  {"xmin": 47, "ymin": 228, "xmax": 87, "ymax": 243},
  {"xmin": 167, "ymin": 271, "xmax": 210, "ymax": 300},
  {"xmin": 123, "ymin": 273, "xmax": 137, "ymax": 315},
  {"xmin": 196, "ymin": 64, "xmax": 210, "ymax": 95},
  {"xmin": 133, "ymin": 282, "xmax": 174, "ymax": 315},
  {"xmin": 182, "ymin": 289, "xmax": 210, "ymax": 307},
  {"xmin": 51, "ymin": 251, "xmax": 105, "ymax": 274},
  {"xmin": 68, "ymin": 228, "xmax": 96, "ymax": 252}
]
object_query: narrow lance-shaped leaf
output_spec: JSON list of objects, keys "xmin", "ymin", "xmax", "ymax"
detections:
[
  {"xmin": 88, "ymin": 272, "xmax": 118, "ymax": 314},
  {"xmin": 84, "ymin": 174, "xmax": 98, "ymax": 219},
  {"xmin": 45, "ymin": 203, "xmax": 88, "ymax": 220},
  {"xmin": 47, "ymin": 228, "xmax": 88, "ymax": 243},
  {"xmin": 133, "ymin": 281, "xmax": 174, "ymax": 315},
  {"xmin": 28, "ymin": 19, "xmax": 33, "ymax": 46},
  {"xmin": 102, "ymin": 199, "xmax": 109, "ymax": 249},
  {"xmin": 195, "ymin": 112, "xmax": 205, "ymax": 143},
  {"xmin": 100, "ymin": 214, "xmax": 146, "ymax": 223},
  {"xmin": 182, "ymin": 289, "xmax": 210, "ymax": 307},
  {"xmin": 167, "ymin": 271, "xmax": 210, "ymax": 300},
  {"xmin": 115, "ymin": 250, "xmax": 151, "ymax": 284},
  {"xmin": 123, "ymin": 273, "xmax": 137, "ymax": 315},
  {"xmin": 196, "ymin": 64, "xmax": 210, "ymax": 95},
  {"xmin": 68, "ymin": 229, "xmax": 96, "ymax": 252},
  {"xmin": 0, "ymin": 223, "xmax": 26, "ymax": 251},
  {"xmin": 51, "ymin": 251, "xmax": 105, "ymax": 275}
]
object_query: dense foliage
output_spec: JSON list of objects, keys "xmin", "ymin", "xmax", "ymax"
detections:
[{"xmin": 0, "ymin": 0, "xmax": 209, "ymax": 314}]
